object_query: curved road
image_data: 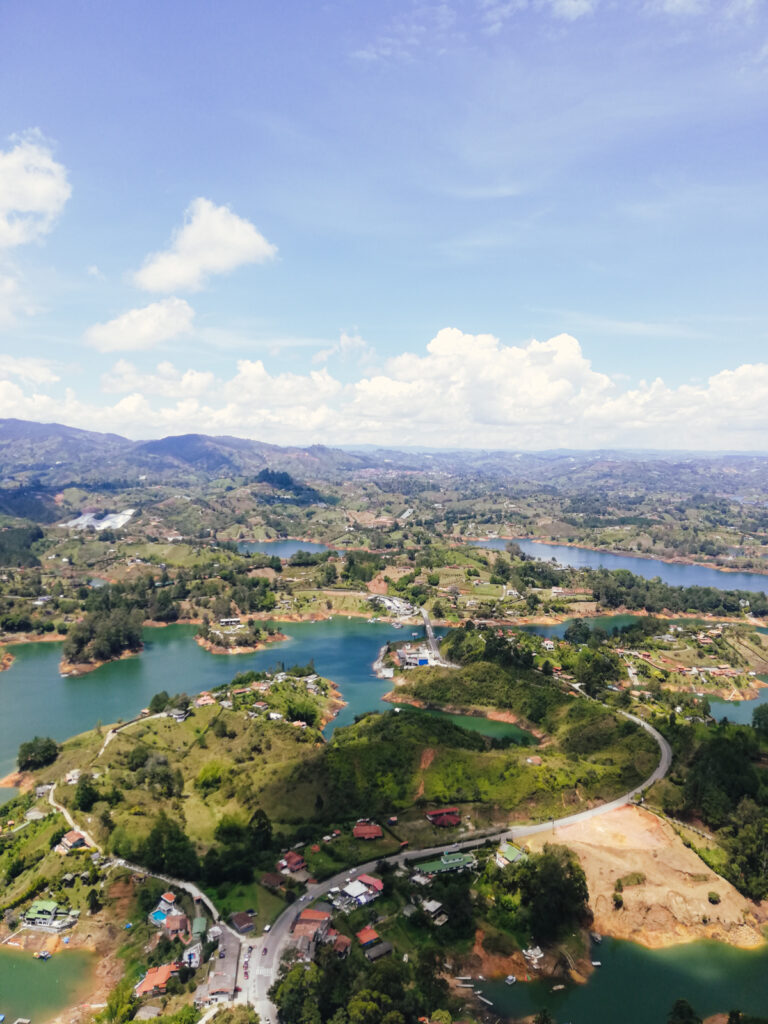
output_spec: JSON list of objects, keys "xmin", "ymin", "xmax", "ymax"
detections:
[
  {"xmin": 47, "ymin": 698, "xmax": 671, "ymax": 1024},
  {"xmin": 245, "ymin": 707, "xmax": 671, "ymax": 1023}
]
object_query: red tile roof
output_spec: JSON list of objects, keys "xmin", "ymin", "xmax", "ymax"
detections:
[
  {"xmin": 353, "ymin": 823, "xmax": 383, "ymax": 840},
  {"xmin": 135, "ymin": 962, "xmax": 178, "ymax": 996},
  {"xmin": 358, "ymin": 874, "xmax": 384, "ymax": 892},
  {"xmin": 356, "ymin": 927, "xmax": 380, "ymax": 946}
]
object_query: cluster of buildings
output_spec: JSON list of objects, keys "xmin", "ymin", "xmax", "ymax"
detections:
[
  {"xmin": 146, "ymin": 891, "xmax": 208, "ymax": 958},
  {"xmin": 390, "ymin": 643, "xmax": 436, "ymax": 670}
]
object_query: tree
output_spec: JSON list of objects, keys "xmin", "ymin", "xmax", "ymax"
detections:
[
  {"xmin": 87, "ymin": 888, "xmax": 101, "ymax": 914},
  {"xmin": 752, "ymin": 703, "xmax": 768, "ymax": 738},
  {"xmin": 511, "ymin": 844, "xmax": 589, "ymax": 944},
  {"xmin": 533, "ymin": 1012, "xmax": 553, "ymax": 1024},
  {"xmin": 73, "ymin": 776, "xmax": 100, "ymax": 812},
  {"xmin": 668, "ymin": 1000, "xmax": 702, "ymax": 1024},
  {"xmin": 18, "ymin": 735, "xmax": 59, "ymax": 771}
]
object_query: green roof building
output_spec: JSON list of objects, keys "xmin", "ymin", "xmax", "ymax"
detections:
[{"xmin": 414, "ymin": 851, "xmax": 476, "ymax": 874}]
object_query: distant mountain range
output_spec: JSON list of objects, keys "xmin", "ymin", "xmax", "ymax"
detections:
[{"xmin": 3, "ymin": 417, "xmax": 768, "ymax": 500}]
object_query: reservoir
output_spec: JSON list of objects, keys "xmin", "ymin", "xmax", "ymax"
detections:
[
  {"xmin": 0, "ymin": 947, "xmax": 95, "ymax": 1022},
  {"xmin": 0, "ymin": 619, "xmax": 434, "ymax": 789},
  {"xmin": 471, "ymin": 538, "xmax": 768, "ymax": 594},
  {"xmin": 477, "ymin": 936, "xmax": 768, "ymax": 1022},
  {"xmin": 237, "ymin": 539, "xmax": 332, "ymax": 558}
]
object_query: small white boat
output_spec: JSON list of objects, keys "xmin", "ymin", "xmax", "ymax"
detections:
[
  {"xmin": 505, "ymin": 975, "xmax": 516, "ymax": 985},
  {"xmin": 477, "ymin": 997, "xmax": 493, "ymax": 1007},
  {"xmin": 591, "ymin": 960, "xmax": 602, "ymax": 967},
  {"xmin": 552, "ymin": 984, "xmax": 565, "ymax": 991}
]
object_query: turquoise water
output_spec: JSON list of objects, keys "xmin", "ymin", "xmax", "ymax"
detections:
[
  {"xmin": 0, "ymin": 947, "xmax": 95, "ymax": 1022},
  {"xmin": 0, "ymin": 619, "xmax": 429, "ymax": 784},
  {"xmin": 238, "ymin": 539, "xmax": 332, "ymax": 557},
  {"xmin": 472, "ymin": 538, "xmax": 768, "ymax": 594},
  {"xmin": 394, "ymin": 705, "xmax": 536, "ymax": 743},
  {"xmin": 476, "ymin": 937, "xmax": 768, "ymax": 1022}
]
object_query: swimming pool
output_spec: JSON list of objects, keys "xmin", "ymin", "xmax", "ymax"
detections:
[{"xmin": 150, "ymin": 910, "xmax": 166, "ymax": 925}]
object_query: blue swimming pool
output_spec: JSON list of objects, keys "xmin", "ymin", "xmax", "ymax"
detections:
[{"xmin": 150, "ymin": 910, "xmax": 166, "ymax": 925}]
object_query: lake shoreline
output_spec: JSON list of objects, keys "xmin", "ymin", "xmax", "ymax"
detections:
[
  {"xmin": 195, "ymin": 630, "xmax": 290, "ymax": 655},
  {"xmin": 59, "ymin": 646, "xmax": 142, "ymax": 677},
  {"xmin": 381, "ymin": 688, "xmax": 546, "ymax": 740},
  {"xmin": 463, "ymin": 534, "xmax": 768, "ymax": 580}
]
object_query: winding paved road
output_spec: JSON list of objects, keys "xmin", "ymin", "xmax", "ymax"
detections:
[
  {"xmin": 47, "ymin": 695, "xmax": 671, "ymax": 1024},
  {"xmin": 243, "ymin": 706, "xmax": 672, "ymax": 1022}
]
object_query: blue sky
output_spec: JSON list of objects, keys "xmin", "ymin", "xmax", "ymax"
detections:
[{"xmin": 1, "ymin": 0, "xmax": 768, "ymax": 448}]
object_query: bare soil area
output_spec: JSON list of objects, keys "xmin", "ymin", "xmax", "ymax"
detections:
[{"xmin": 527, "ymin": 805, "xmax": 766, "ymax": 949}]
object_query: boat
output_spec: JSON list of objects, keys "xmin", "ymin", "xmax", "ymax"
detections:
[
  {"xmin": 591, "ymin": 932, "xmax": 602, "ymax": 944},
  {"xmin": 505, "ymin": 975, "xmax": 516, "ymax": 985},
  {"xmin": 591, "ymin": 960, "xmax": 602, "ymax": 967},
  {"xmin": 477, "ymin": 997, "xmax": 493, "ymax": 1007},
  {"xmin": 33, "ymin": 950, "xmax": 51, "ymax": 960},
  {"xmin": 552, "ymin": 984, "xmax": 565, "ymax": 991},
  {"xmin": 392, "ymin": 622, "xmax": 403, "ymax": 629}
]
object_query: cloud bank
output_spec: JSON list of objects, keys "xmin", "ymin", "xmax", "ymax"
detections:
[
  {"xmin": 84, "ymin": 297, "xmax": 195, "ymax": 352},
  {"xmin": 3, "ymin": 327, "xmax": 768, "ymax": 450}
]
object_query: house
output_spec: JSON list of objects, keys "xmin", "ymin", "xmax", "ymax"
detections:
[
  {"xmin": 195, "ymin": 693, "xmax": 216, "ymax": 707},
  {"xmin": 169, "ymin": 707, "xmax": 190, "ymax": 723},
  {"xmin": 61, "ymin": 873, "xmax": 76, "ymax": 888},
  {"xmin": 261, "ymin": 872, "xmax": 286, "ymax": 891},
  {"xmin": 164, "ymin": 913, "xmax": 189, "ymax": 939},
  {"xmin": 158, "ymin": 893, "xmax": 177, "ymax": 914},
  {"xmin": 194, "ymin": 943, "xmax": 239, "ymax": 1006},
  {"xmin": 59, "ymin": 830, "xmax": 87, "ymax": 852},
  {"xmin": 277, "ymin": 850, "xmax": 306, "ymax": 873},
  {"xmin": 184, "ymin": 942, "xmax": 203, "ymax": 969},
  {"xmin": 356, "ymin": 926, "xmax": 380, "ymax": 947},
  {"xmin": 358, "ymin": 874, "xmax": 384, "ymax": 894},
  {"xmin": 333, "ymin": 934, "xmax": 352, "ymax": 958},
  {"xmin": 495, "ymin": 841, "xmax": 527, "ymax": 869},
  {"xmin": 230, "ymin": 911, "xmax": 255, "ymax": 934},
  {"xmin": 422, "ymin": 899, "xmax": 443, "ymax": 918},
  {"xmin": 24, "ymin": 900, "xmax": 60, "ymax": 926},
  {"xmin": 425, "ymin": 808, "xmax": 460, "ymax": 828},
  {"xmin": 542, "ymin": 639, "xmax": 555, "ymax": 651},
  {"xmin": 268, "ymin": 712, "xmax": 284, "ymax": 721},
  {"xmin": 413, "ymin": 851, "xmax": 476, "ymax": 875},
  {"xmin": 365, "ymin": 942, "xmax": 393, "ymax": 961},
  {"xmin": 343, "ymin": 879, "xmax": 371, "ymax": 904},
  {"xmin": 353, "ymin": 822, "xmax": 383, "ymax": 840},
  {"xmin": 135, "ymin": 962, "xmax": 180, "ymax": 998}
]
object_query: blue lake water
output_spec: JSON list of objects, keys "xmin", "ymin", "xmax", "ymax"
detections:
[
  {"xmin": 471, "ymin": 538, "xmax": 768, "ymax": 594},
  {"xmin": 238, "ymin": 539, "xmax": 332, "ymax": 558},
  {"xmin": 0, "ymin": 619, "xmax": 434, "ymax": 787}
]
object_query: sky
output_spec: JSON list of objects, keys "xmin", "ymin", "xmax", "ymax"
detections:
[{"xmin": 1, "ymin": 0, "xmax": 768, "ymax": 450}]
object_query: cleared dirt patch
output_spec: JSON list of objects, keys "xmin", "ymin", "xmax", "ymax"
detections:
[{"xmin": 527, "ymin": 805, "xmax": 766, "ymax": 949}]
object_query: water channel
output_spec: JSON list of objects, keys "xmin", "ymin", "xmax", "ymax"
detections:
[{"xmin": 472, "ymin": 537, "xmax": 768, "ymax": 593}]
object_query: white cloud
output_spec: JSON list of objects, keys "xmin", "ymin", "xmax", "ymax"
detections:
[
  {"xmin": 0, "ymin": 354, "xmax": 58, "ymax": 384},
  {"xmin": 647, "ymin": 0, "xmax": 706, "ymax": 13},
  {"xmin": 133, "ymin": 198, "xmax": 277, "ymax": 293},
  {"xmin": 0, "ymin": 271, "xmax": 35, "ymax": 327},
  {"xmin": 545, "ymin": 0, "xmax": 597, "ymax": 19},
  {"xmin": 83, "ymin": 297, "xmax": 195, "ymax": 352},
  {"xmin": 313, "ymin": 331, "xmax": 376, "ymax": 365},
  {"xmin": 0, "ymin": 132, "xmax": 71, "ymax": 249},
  {"xmin": 12, "ymin": 327, "xmax": 768, "ymax": 449},
  {"xmin": 101, "ymin": 359, "xmax": 214, "ymax": 397}
]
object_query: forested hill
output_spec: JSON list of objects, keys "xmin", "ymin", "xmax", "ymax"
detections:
[{"xmin": 5, "ymin": 416, "xmax": 768, "ymax": 492}]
